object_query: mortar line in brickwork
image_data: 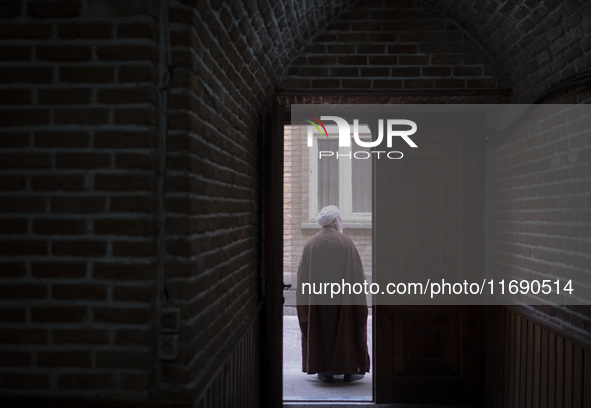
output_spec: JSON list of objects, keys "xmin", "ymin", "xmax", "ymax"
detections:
[{"xmin": 155, "ymin": 0, "xmax": 173, "ymax": 394}]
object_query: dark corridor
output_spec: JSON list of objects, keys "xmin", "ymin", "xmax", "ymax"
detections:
[{"xmin": 0, "ymin": 0, "xmax": 590, "ymax": 407}]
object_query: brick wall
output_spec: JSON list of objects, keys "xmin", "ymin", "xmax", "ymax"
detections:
[
  {"xmin": 0, "ymin": 0, "xmax": 590, "ymax": 406},
  {"xmin": 423, "ymin": 0, "xmax": 591, "ymax": 102},
  {"xmin": 487, "ymin": 104, "xmax": 591, "ymax": 345},
  {"xmin": 472, "ymin": 0, "xmax": 591, "ymax": 348},
  {"xmin": 280, "ymin": 0, "xmax": 513, "ymax": 306},
  {"xmin": 165, "ymin": 0, "xmax": 353, "ymax": 403},
  {"xmin": 0, "ymin": 0, "xmax": 355, "ymax": 404},
  {"xmin": 279, "ymin": 0, "xmax": 510, "ymax": 92},
  {"xmin": 278, "ymin": 0, "xmax": 591, "ymax": 349},
  {"xmin": 0, "ymin": 0, "xmax": 163, "ymax": 401}
]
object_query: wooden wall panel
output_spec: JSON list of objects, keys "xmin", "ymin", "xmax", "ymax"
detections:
[
  {"xmin": 485, "ymin": 306, "xmax": 591, "ymax": 408},
  {"xmin": 195, "ymin": 318, "xmax": 260, "ymax": 408}
]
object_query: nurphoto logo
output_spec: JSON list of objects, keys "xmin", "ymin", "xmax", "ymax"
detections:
[{"xmin": 305, "ymin": 114, "xmax": 418, "ymax": 160}]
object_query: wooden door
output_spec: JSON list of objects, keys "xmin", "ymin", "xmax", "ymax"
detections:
[{"xmin": 374, "ymin": 111, "xmax": 484, "ymax": 404}]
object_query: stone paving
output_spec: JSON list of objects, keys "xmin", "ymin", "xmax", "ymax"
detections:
[
  {"xmin": 282, "ymin": 309, "xmax": 479, "ymax": 408},
  {"xmin": 283, "ymin": 308, "xmax": 373, "ymax": 402}
]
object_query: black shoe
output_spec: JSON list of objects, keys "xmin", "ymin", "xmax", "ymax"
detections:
[
  {"xmin": 344, "ymin": 374, "xmax": 364, "ymax": 382},
  {"xmin": 317, "ymin": 372, "xmax": 334, "ymax": 383}
]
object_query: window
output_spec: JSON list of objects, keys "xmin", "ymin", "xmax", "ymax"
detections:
[{"xmin": 309, "ymin": 125, "xmax": 372, "ymax": 222}]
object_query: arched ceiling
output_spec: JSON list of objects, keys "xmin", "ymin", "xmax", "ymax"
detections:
[
  {"xmin": 269, "ymin": 0, "xmax": 590, "ymax": 100},
  {"xmin": 419, "ymin": 0, "xmax": 591, "ymax": 98},
  {"xmin": 192, "ymin": 0, "xmax": 589, "ymax": 123}
]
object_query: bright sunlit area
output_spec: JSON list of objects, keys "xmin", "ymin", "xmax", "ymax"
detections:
[{"xmin": 283, "ymin": 124, "xmax": 373, "ymax": 402}]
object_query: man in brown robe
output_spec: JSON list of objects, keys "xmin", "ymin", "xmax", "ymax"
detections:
[{"xmin": 296, "ymin": 205, "xmax": 370, "ymax": 383}]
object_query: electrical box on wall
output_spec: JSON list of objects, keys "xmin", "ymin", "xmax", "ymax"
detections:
[
  {"xmin": 160, "ymin": 307, "xmax": 180, "ymax": 333},
  {"xmin": 159, "ymin": 307, "xmax": 180, "ymax": 360},
  {"xmin": 158, "ymin": 334, "xmax": 179, "ymax": 360}
]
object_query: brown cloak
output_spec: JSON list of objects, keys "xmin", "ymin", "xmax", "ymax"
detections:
[{"xmin": 296, "ymin": 226, "xmax": 370, "ymax": 374}]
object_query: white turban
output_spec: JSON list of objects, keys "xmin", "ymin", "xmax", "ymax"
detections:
[{"xmin": 316, "ymin": 205, "xmax": 340, "ymax": 227}]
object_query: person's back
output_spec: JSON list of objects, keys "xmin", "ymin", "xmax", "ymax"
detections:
[
  {"xmin": 299, "ymin": 227, "xmax": 361, "ymax": 287},
  {"xmin": 296, "ymin": 205, "xmax": 370, "ymax": 383}
]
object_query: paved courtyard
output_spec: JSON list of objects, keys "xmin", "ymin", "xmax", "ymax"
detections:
[{"xmin": 283, "ymin": 308, "xmax": 373, "ymax": 402}]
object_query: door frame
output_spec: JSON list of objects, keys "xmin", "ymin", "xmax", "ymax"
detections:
[
  {"xmin": 260, "ymin": 101, "xmax": 285, "ymax": 408},
  {"xmin": 261, "ymin": 91, "xmax": 506, "ymax": 407}
]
